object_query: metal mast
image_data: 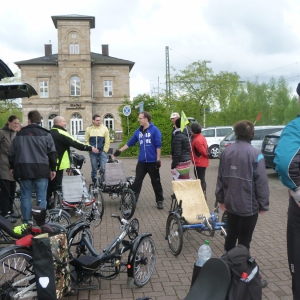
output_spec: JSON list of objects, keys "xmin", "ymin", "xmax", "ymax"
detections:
[{"xmin": 165, "ymin": 46, "xmax": 171, "ymax": 98}]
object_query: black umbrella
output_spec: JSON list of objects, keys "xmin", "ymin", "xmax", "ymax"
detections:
[
  {"xmin": 0, "ymin": 59, "xmax": 14, "ymax": 80},
  {"xmin": 0, "ymin": 83, "xmax": 38, "ymax": 100}
]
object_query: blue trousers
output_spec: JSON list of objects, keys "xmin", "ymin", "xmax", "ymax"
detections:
[
  {"xmin": 90, "ymin": 152, "xmax": 107, "ymax": 180},
  {"xmin": 19, "ymin": 178, "xmax": 48, "ymax": 224}
]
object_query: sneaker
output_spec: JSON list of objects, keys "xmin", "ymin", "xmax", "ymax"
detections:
[
  {"xmin": 157, "ymin": 201, "xmax": 164, "ymax": 209},
  {"xmin": 5, "ymin": 215, "xmax": 17, "ymax": 224},
  {"xmin": 10, "ymin": 212, "xmax": 21, "ymax": 219},
  {"xmin": 13, "ymin": 224, "xmax": 28, "ymax": 235},
  {"xmin": 111, "ymin": 193, "xmax": 118, "ymax": 199}
]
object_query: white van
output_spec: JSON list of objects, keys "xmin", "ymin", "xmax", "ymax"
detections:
[{"xmin": 201, "ymin": 126, "xmax": 233, "ymax": 158}]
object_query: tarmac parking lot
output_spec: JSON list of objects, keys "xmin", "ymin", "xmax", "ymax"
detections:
[{"xmin": 66, "ymin": 151, "xmax": 293, "ymax": 300}]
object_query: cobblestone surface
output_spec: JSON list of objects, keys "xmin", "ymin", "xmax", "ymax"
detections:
[{"xmin": 66, "ymin": 147, "xmax": 293, "ymax": 300}]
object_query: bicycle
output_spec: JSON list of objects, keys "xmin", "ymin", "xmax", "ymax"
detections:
[
  {"xmin": 0, "ymin": 215, "xmax": 156, "ymax": 299},
  {"xmin": 53, "ymin": 152, "xmax": 104, "ymax": 227},
  {"xmin": 90, "ymin": 154, "xmax": 136, "ymax": 219}
]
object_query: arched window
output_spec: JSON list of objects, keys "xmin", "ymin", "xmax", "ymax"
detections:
[
  {"xmin": 104, "ymin": 114, "xmax": 114, "ymax": 130},
  {"xmin": 70, "ymin": 76, "xmax": 80, "ymax": 96},
  {"xmin": 70, "ymin": 113, "xmax": 83, "ymax": 136},
  {"xmin": 40, "ymin": 116, "xmax": 44, "ymax": 128},
  {"xmin": 48, "ymin": 114, "xmax": 57, "ymax": 129}
]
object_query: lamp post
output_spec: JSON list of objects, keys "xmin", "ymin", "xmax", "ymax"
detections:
[{"xmin": 203, "ymin": 60, "xmax": 211, "ymax": 128}]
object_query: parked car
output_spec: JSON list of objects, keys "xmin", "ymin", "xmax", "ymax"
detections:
[
  {"xmin": 201, "ymin": 126, "xmax": 233, "ymax": 158},
  {"xmin": 261, "ymin": 130, "xmax": 283, "ymax": 169},
  {"xmin": 219, "ymin": 125, "xmax": 285, "ymax": 158},
  {"xmin": 76, "ymin": 130, "xmax": 86, "ymax": 142}
]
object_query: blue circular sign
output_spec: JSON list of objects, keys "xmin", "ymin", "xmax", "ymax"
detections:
[{"xmin": 123, "ymin": 105, "xmax": 131, "ymax": 116}]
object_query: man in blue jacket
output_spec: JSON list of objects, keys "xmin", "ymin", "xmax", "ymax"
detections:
[{"xmin": 114, "ymin": 111, "xmax": 164, "ymax": 209}]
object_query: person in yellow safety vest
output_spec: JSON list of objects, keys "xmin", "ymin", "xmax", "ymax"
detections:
[
  {"xmin": 85, "ymin": 114, "xmax": 110, "ymax": 182},
  {"xmin": 46, "ymin": 116, "xmax": 98, "ymax": 208}
]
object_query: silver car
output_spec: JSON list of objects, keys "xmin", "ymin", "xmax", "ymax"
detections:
[
  {"xmin": 219, "ymin": 125, "xmax": 285, "ymax": 158},
  {"xmin": 76, "ymin": 130, "xmax": 86, "ymax": 143}
]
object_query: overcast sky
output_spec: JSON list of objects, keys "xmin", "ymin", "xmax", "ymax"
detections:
[{"xmin": 1, "ymin": 0, "xmax": 300, "ymax": 99}]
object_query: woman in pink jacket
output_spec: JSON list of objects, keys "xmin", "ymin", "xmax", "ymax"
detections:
[{"xmin": 190, "ymin": 123, "xmax": 209, "ymax": 195}]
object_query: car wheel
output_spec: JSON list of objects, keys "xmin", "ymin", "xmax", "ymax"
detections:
[{"xmin": 209, "ymin": 145, "xmax": 219, "ymax": 158}]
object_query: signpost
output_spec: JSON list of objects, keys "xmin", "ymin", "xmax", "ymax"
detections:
[
  {"xmin": 139, "ymin": 102, "xmax": 144, "ymax": 113},
  {"xmin": 123, "ymin": 105, "xmax": 131, "ymax": 136}
]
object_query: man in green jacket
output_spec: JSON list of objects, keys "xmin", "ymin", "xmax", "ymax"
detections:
[{"xmin": 47, "ymin": 116, "xmax": 98, "ymax": 207}]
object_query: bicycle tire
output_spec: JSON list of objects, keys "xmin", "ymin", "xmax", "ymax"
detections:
[
  {"xmin": 68, "ymin": 226, "xmax": 94, "ymax": 258},
  {"xmin": 0, "ymin": 247, "xmax": 35, "ymax": 299},
  {"xmin": 121, "ymin": 189, "xmax": 136, "ymax": 220},
  {"xmin": 87, "ymin": 188, "xmax": 105, "ymax": 227},
  {"xmin": 132, "ymin": 236, "xmax": 156, "ymax": 287},
  {"xmin": 166, "ymin": 214, "xmax": 183, "ymax": 256},
  {"xmin": 46, "ymin": 209, "xmax": 71, "ymax": 227}
]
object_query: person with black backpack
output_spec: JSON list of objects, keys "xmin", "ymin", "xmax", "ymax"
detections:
[{"xmin": 274, "ymin": 83, "xmax": 300, "ymax": 300}]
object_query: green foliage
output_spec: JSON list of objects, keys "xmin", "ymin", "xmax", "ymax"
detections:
[{"xmin": 117, "ymin": 94, "xmax": 173, "ymax": 157}]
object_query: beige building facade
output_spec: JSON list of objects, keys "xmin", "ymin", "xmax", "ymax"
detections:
[{"xmin": 15, "ymin": 14, "xmax": 134, "ymax": 139}]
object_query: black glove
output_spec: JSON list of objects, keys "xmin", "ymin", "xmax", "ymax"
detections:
[
  {"xmin": 155, "ymin": 160, "xmax": 161, "ymax": 169},
  {"xmin": 114, "ymin": 150, "xmax": 122, "ymax": 157}
]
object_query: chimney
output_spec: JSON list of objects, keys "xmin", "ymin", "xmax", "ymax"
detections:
[
  {"xmin": 44, "ymin": 44, "xmax": 52, "ymax": 56},
  {"xmin": 102, "ymin": 44, "xmax": 109, "ymax": 56}
]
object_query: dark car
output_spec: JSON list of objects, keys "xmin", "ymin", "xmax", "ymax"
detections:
[{"xmin": 261, "ymin": 130, "xmax": 282, "ymax": 169}]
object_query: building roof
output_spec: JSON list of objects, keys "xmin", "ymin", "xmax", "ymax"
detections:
[
  {"xmin": 14, "ymin": 53, "xmax": 135, "ymax": 71},
  {"xmin": 51, "ymin": 15, "xmax": 95, "ymax": 29}
]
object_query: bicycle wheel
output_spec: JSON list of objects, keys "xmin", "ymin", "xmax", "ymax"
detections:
[
  {"xmin": 121, "ymin": 189, "xmax": 136, "ymax": 220},
  {"xmin": 166, "ymin": 214, "xmax": 183, "ymax": 256},
  {"xmin": 46, "ymin": 209, "xmax": 71, "ymax": 227},
  {"xmin": 68, "ymin": 227, "xmax": 94, "ymax": 258},
  {"xmin": 0, "ymin": 248, "xmax": 35, "ymax": 299},
  {"xmin": 86, "ymin": 189, "xmax": 104, "ymax": 227},
  {"xmin": 132, "ymin": 236, "xmax": 156, "ymax": 287}
]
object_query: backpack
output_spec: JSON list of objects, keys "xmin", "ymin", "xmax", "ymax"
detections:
[
  {"xmin": 274, "ymin": 117, "xmax": 300, "ymax": 189},
  {"xmin": 220, "ymin": 244, "xmax": 262, "ymax": 300}
]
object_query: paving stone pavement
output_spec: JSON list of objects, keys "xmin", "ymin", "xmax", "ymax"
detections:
[{"xmin": 66, "ymin": 148, "xmax": 293, "ymax": 300}]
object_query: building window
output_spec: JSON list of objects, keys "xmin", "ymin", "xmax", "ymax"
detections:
[
  {"xmin": 70, "ymin": 76, "xmax": 81, "ymax": 96},
  {"xmin": 70, "ymin": 43, "xmax": 79, "ymax": 54},
  {"xmin": 40, "ymin": 116, "xmax": 44, "ymax": 128},
  {"xmin": 104, "ymin": 114, "xmax": 114, "ymax": 130},
  {"xmin": 70, "ymin": 43, "xmax": 74, "ymax": 54},
  {"xmin": 48, "ymin": 114, "xmax": 57, "ymax": 129},
  {"xmin": 39, "ymin": 81, "xmax": 48, "ymax": 98},
  {"xmin": 104, "ymin": 80, "xmax": 113, "ymax": 97},
  {"xmin": 70, "ymin": 113, "xmax": 83, "ymax": 136},
  {"xmin": 74, "ymin": 43, "xmax": 79, "ymax": 54}
]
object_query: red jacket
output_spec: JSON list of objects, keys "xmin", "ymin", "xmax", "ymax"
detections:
[{"xmin": 191, "ymin": 133, "xmax": 209, "ymax": 167}]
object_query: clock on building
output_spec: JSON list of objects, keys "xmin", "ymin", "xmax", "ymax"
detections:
[{"xmin": 71, "ymin": 33, "xmax": 76, "ymax": 38}]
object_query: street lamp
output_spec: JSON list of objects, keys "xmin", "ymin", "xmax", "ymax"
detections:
[{"xmin": 203, "ymin": 60, "xmax": 212, "ymax": 127}]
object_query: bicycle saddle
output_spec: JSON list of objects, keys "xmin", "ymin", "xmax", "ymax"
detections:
[
  {"xmin": 185, "ymin": 258, "xmax": 231, "ymax": 300},
  {"xmin": 70, "ymin": 255, "xmax": 101, "ymax": 271}
]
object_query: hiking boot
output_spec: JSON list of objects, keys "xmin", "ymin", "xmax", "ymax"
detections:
[
  {"xmin": 157, "ymin": 201, "xmax": 164, "ymax": 209},
  {"xmin": 5, "ymin": 215, "xmax": 17, "ymax": 224},
  {"xmin": 10, "ymin": 212, "xmax": 21, "ymax": 219},
  {"xmin": 13, "ymin": 224, "xmax": 28, "ymax": 235}
]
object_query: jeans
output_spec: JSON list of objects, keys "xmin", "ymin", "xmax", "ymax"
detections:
[
  {"xmin": 19, "ymin": 178, "xmax": 48, "ymax": 224},
  {"xmin": 90, "ymin": 152, "xmax": 107, "ymax": 180},
  {"xmin": 194, "ymin": 166, "xmax": 207, "ymax": 193}
]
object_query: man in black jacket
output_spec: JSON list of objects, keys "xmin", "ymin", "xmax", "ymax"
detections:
[
  {"xmin": 47, "ymin": 116, "xmax": 98, "ymax": 206},
  {"xmin": 9, "ymin": 110, "xmax": 57, "ymax": 226}
]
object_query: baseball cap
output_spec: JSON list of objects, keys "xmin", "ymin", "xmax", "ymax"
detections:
[
  {"xmin": 170, "ymin": 112, "xmax": 180, "ymax": 119},
  {"xmin": 297, "ymin": 83, "xmax": 300, "ymax": 96}
]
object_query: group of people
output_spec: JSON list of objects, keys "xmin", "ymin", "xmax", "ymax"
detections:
[{"xmin": 0, "ymin": 110, "xmax": 109, "ymax": 231}]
